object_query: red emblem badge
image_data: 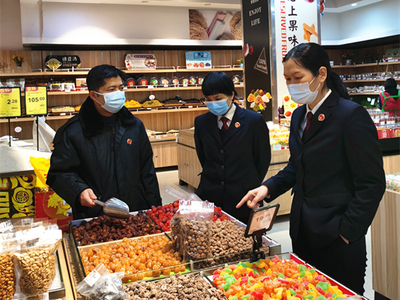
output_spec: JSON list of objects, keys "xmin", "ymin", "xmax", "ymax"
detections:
[
  {"xmin": 235, "ymin": 122, "xmax": 240, "ymax": 128},
  {"xmin": 318, "ymin": 114, "xmax": 325, "ymax": 121},
  {"xmin": 127, "ymin": 139, "xmax": 132, "ymax": 145}
]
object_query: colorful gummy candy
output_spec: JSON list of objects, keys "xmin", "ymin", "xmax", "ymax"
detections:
[{"xmin": 212, "ymin": 256, "xmax": 348, "ymax": 300}]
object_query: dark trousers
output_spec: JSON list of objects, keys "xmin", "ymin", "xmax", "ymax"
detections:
[{"xmin": 292, "ymin": 221, "xmax": 367, "ymax": 296}]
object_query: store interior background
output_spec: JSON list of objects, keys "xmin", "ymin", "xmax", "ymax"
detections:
[{"xmin": 1, "ymin": 0, "xmax": 399, "ymax": 299}]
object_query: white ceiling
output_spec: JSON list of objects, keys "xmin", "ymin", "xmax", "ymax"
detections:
[{"xmin": 20, "ymin": 0, "xmax": 385, "ymax": 12}]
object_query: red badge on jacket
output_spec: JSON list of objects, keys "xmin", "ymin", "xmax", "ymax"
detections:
[
  {"xmin": 318, "ymin": 114, "xmax": 325, "ymax": 121},
  {"xmin": 127, "ymin": 139, "xmax": 132, "ymax": 145}
]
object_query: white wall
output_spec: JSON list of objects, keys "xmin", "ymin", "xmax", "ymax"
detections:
[
  {"xmin": 321, "ymin": 0, "xmax": 400, "ymax": 45},
  {"xmin": 0, "ymin": 0, "xmax": 23, "ymax": 50},
  {"xmin": 20, "ymin": 2, "xmax": 241, "ymax": 46}
]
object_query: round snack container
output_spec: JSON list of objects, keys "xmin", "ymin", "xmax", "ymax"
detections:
[
  {"xmin": 150, "ymin": 77, "xmax": 159, "ymax": 86},
  {"xmin": 232, "ymin": 75, "xmax": 240, "ymax": 84},
  {"xmin": 172, "ymin": 77, "xmax": 179, "ymax": 86},
  {"xmin": 181, "ymin": 77, "xmax": 189, "ymax": 86},
  {"xmin": 137, "ymin": 77, "xmax": 149, "ymax": 86},
  {"xmin": 189, "ymin": 76, "xmax": 197, "ymax": 86},
  {"xmin": 126, "ymin": 78, "xmax": 136, "ymax": 87},
  {"xmin": 160, "ymin": 77, "xmax": 170, "ymax": 87}
]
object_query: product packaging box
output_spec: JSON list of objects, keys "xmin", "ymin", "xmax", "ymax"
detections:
[{"xmin": 185, "ymin": 51, "xmax": 212, "ymax": 69}]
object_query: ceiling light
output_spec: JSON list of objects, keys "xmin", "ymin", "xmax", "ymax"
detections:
[{"xmin": 351, "ymin": 3, "xmax": 357, "ymax": 6}]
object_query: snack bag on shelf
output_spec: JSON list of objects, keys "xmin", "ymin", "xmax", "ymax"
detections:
[
  {"xmin": 0, "ymin": 241, "xmax": 18, "ymax": 300},
  {"xmin": 170, "ymin": 195, "xmax": 214, "ymax": 261},
  {"xmin": 13, "ymin": 226, "xmax": 62, "ymax": 299},
  {"xmin": 76, "ymin": 263, "xmax": 128, "ymax": 300}
]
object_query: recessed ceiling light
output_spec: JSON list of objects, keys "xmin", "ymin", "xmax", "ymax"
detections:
[{"xmin": 351, "ymin": 3, "xmax": 357, "ymax": 6}]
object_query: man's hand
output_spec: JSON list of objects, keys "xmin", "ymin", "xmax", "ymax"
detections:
[
  {"xmin": 340, "ymin": 234, "xmax": 349, "ymax": 244},
  {"xmin": 236, "ymin": 185, "xmax": 269, "ymax": 209},
  {"xmin": 79, "ymin": 188, "xmax": 97, "ymax": 207}
]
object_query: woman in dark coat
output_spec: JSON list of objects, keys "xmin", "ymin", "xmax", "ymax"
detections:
[{"xmin": 237, "ymin": 43, "xmax": 386, "ymax": 294}]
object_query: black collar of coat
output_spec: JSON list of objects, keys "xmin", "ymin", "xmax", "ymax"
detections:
[{"xmin": 78, "ymin": 96, "xmax": 136, "ymax": 139}]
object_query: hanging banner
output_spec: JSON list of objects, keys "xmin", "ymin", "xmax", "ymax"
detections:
[
  {"xmin": 242, "ymin": 0, "xmax": 273, "ymax": 120},
  {"xmin": 272, "ymin": 0, "xmax": 320, "ymax": 120},
  {"xmin": 0, "ymin": 88, "xmax": 22, "ymax": 118},
  {"xmin": 25, "ymin": 86, "xmax": 48, "ymax": 116}
]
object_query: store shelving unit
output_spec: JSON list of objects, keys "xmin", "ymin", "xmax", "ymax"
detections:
[{"xmin": 0, "ymin": 49, "xmax": 243, "ymax": 168}]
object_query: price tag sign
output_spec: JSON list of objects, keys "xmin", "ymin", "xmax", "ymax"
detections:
[
  {"xmin": 0, "ymin": 88, "xmax": 21, "ymax": 118},
  {"xmin": 245, "ymin": 203, "xmax": 280, "ymax": 237},
  {"xmin": 25, "ymin": 87, "xmax": 48, "ymax": 116}
]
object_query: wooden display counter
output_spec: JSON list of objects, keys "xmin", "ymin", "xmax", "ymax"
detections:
[
  {"xmin": 371, "ymin": 154, "xmax": 400, "ymax": 300},
  {"xmin": 177, "ymin": 129, "xmax": 292, "ymax": 216},
  {"xmin": 372, "ymin": 189, "xmax": 400, "ymax": 300}
]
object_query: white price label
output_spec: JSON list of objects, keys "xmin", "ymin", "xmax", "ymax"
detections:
[
  {"xmin": 188, "ymin": 106, "xmax": 193, "ymax": 108},
  {"xmin": 26, "ymin": 238, "xmax": 39, "ymax": 248},
  {"xmin": 21, "ymin": 218, "xmax": 33, "ymax": 226},
  {"xmin": 148, "ymin": 85, "xmax": 154, "ymax": 89},
  {"xmin": 156, "ymin": 135, "xmax": 161, "ymax": 140},
  {"xmin": 272, "ymin": 144, "xmax": 281, "ymax": 151},
  {"xmin": 164, "ymin": 85, "xmax": 169, "ymax": 88},
  {"xmin": 84, "ymin": 269, "xmax": 101, "ymax": 287},
  {"xmin": 163, "ymin": 134, "xmax": 168, "ymax": 137}
]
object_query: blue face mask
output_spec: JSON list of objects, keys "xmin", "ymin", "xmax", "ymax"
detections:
[
  {"xmin": 205, "ymin": 98, "xmax": 230, "ymax": 116},
  {"xmin": 94, "ymin": 90, "xmax": 126, "ymax": 113}
]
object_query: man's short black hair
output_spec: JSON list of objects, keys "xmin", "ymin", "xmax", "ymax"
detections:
[{"xmin": 87, "ymin": 64, "xmax": 127, "ymax": 92}]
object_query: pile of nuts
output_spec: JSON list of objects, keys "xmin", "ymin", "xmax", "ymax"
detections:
[
  {"xmin": 72, "ymin": 214, "xmax": 161, "ymax": 246},
  {"xmin": 16, "ymin": 248, "xmax": 56, "ymax": 296},
  {"xmin": 195, "ymin": 220, "xmax": 262, "ymax": 269},
  {"xmin": 0, "ymin": 253, "xmax": 16, "ymax": 300},
  {"xmin": 171, "ymin": 216, "xmax": 211, "ymax": 260},
  {"xmin": 124, "ymin": 273, "xmax": 225, "ymax": 300}
]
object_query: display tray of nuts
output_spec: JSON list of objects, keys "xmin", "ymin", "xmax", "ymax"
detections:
[
  {"xmin": 78, "ymin": 233, "xmax": 191, "ymax": 284},
  {"xmin": 70, "ymin": 211, "xmax": 163, "ymax": 247},
  {"xmin": 171, "ymin": 216, "xmax": 271, "ymax": 271},
  {"xmin": 123, "ymin": 272, "xmax": 226, "ymax": 300}
]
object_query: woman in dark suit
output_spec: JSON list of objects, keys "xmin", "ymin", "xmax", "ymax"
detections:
[
  {"xmin": 195, "ymin": 72, "xmax": 271, "ymax": 224},
  {"xmin": 237, "ymin": 43, "xmax": 386, "ymax": 294}
]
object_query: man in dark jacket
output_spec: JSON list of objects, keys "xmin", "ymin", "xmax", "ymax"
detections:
[{"xmin": 47, "ymin": 64, "xmax": 162, "ymax": 219}]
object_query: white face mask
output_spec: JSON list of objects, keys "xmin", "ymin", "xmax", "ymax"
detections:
[
  {"xmin": 94, "ymin": 90, "xmax": 125, "ymax": 113},
  {"xmin": 287, "ymin": 77, "xmax": 321, "ymax": 105}
]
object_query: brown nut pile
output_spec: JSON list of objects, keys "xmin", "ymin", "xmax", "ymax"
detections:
[
  {"xmin": 16, "ymin": 249, "xmax": 56, "ymax": 296},
  {"xmin": 72, "ymin": 213, "xmax": 161, "ymax": 246},
  {"xmin": 195, "ymin": 220, "xmax": 258, "ymax": 269},
  {"xmin": 0, "ymin": 253, "xmax": 16, "ymax": 300},
  {"xmin": 171, "ymin": 216, "xmax": 211, "ymax": 260},
  {"xmin": 124, "ymin": 273, "xmax": 225, "ymax": 300}
]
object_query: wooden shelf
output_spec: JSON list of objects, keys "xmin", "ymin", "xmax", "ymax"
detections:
[
  {"xmin": 42, "ymin": 85, "xmax": 244, "ymax": 96},
  {"xmin": 0, "ymin": 67, "xmax": 244, "ymax": 77},
  {"xmin": 331, "ymin": 63, "xmax": 378, "ymax": 68},
  {"xmin": 350, "ymin": 92, "xmax": 381, "ymax": 95},
  {"xmin": 331, "ymin": 61, "xmax": 400, "ymax": 68},
  {"xmin": 379, "ymin": 61, "xmax": 400, "ymax": 66},
  {"xmin": 125, "ymin": 69, "xmax": 177, "ymax": 74},
  {"xmin": 0, "ymin": 71, "xmax": 89, "ymax": 77},
  {"xmin": 0, "ymin": 107, "xmax": 209, "ymax": 123},
  {"xmin": 343, "ymin": 79, "xmax": 388, "ymax": 83},
  {"xmin": 176, "ymin": 67, "xmax": 243, "ymax": 72}
]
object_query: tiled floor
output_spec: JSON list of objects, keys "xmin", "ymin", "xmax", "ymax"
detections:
[{"xmin": 156, "ymin": 168, "xmax": 375, "ymax": 299}]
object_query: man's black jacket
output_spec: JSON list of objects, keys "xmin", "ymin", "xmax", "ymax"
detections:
[{"xmin": 47, "ymin": 97, "xmax": 162, "ymax": 219}]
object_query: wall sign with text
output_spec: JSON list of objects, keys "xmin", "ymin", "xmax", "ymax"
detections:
[
  {"xmin": 0, "ymin": 88, "xmax": 22, "ymax": 118},
  {"xmin": 25, "ymin": 87, "xmax": 48, "ymax": 116},
  {"xmin": 272, "ymin": 0, "xmax": 320, "ymax": 114}
]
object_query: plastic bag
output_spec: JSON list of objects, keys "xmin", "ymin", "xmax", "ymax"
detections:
[
  {"xmin": 32, "ymin": 117, "xmax": 55, "ymax": 152},
  {"xmin": 29, "ymin": 157, "xmax": 51, "ymax": 190},
  {"xmin": 170, "ymin": 195, "xmax": 214, "ymax": 261},
  {"xmin": 0, "ymin": 245, "xmax": 17, "ymax": 300},
  {"xmin": 76, "ymin": 264, "xmax": 128, "ymax": 300},
  {"xmin": 14, "ymin": 228, "xmax": 61, "ymax": 298}
]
